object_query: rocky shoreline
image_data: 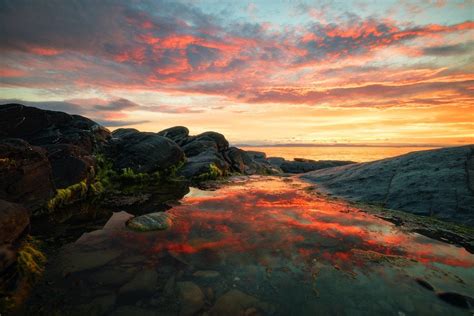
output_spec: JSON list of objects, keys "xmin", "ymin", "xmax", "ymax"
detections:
[
  {"xmin": 0, "ymin": 104, "xmax": 355, "ymax": 300},
  {"xmin": 1, "ymin": 103, "xmax": 473, "ymax": 313}
]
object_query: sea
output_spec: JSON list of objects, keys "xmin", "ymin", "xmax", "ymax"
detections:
[{"xmin": 239, "ymin": 146, "xmax": 439, "ymax": 163}]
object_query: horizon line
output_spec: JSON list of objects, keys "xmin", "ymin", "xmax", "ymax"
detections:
[{"xmin": 233, "ymin": 143, "xmax": 462, "ymax": 148}]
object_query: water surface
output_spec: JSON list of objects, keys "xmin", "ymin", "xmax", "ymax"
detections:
[
  {"xmin": 27, "ymin": 176, "xmax": 473, "ymax": 315},
  {"xmin": 240, "ymin": 146, "xmax": 438, "ymax": 162}
]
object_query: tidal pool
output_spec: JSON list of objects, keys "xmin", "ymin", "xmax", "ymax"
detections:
[{"xmin": 26, "ymin": 176, "xmax": 473, "ymax": 315}]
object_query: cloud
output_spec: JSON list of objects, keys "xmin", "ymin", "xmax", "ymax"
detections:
[
  {"xmin": 422, "ymin": 42, "xmax": 474, "ymax": 56},
  {"xmin": 0, "ymin": 0, "xmax": 473, "ymax": 109}
]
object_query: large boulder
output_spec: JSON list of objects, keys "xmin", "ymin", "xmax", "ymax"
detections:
[
  {"xmin": 108, "ymin": 129, "xmax": 185, "ymax": 174},
  {"xmin": 0, "ymin": 103, "xmax": 110, "ymax": 153},
  {"xmin": 0, "ymin": 138, "xmax": 55, "ymax": 210},
  {"xmin": 302, "ymin": 145, "xmax": 474, "ymax": 226},
  {"xmin": 280, "ymin": 158, "xmax": 354, "ymax": 174},
  {"xmin": 187, "ymin": 131, "xmax": 229, "ymax": 152},
  {"xmin": 181, "ymin": 140, "xmax": 218, "ymax": 157},
  {"xmin": 157, "ymin": 126, "xmax": 190, "ymax": 146},
  {"xmin": 45, "ymin": 144, "xmax": 95, "ymax": 188},
  {"xmin": 0, "ymin": 103, "xmax": 111, "ymax": 191},
  {"xmin": 179, "ymin": 150, "xmax": 229, "ymax": 179}
]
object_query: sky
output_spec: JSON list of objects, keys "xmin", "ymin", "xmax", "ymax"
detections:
[{"xmin": 1, "ymin": 0, "xmax": 473, "ymax": 146}]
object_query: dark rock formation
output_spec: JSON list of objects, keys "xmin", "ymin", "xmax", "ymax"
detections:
[
  {"xmin": 302, "ymin": 145, "xmax": 474, "ymax": 226},
  {"xmin": 0, "ymin": 200, "xmax": 30, "ymax": 271},
  {"xmin": 157, "ymin": 126, "xmax": 190, "ymax": 146},
  {"xmin": 45, "ymin": 144, "xmax": 95, "ymax": 188},
  {"xmin": 279, "ymin": 158, "xmax": 354, "ymax": 173},
  {"xmin": 180, "ymin": 150, "xmax": 229, "ymax": 179},
  {"xmin": 108, "ymin": 129, "xmax": 185, "ymax": 174},
  {"xmin": 0, "ymin": 103, "xmax": 111, "ymax": 190},
  {"xmin": 223, "ymin": 147, "xmax": 280, "ymax": 175},
  {"xmin": 0, "ymin": 138, "xmax": 55, "ymax": 210},
  {"xmin": 0, "ymin": 103, "xmax": 110, "ymax": 152}
]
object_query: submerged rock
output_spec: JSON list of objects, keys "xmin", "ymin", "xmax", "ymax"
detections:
[
  {"xmin": 302, "ymin": 145, "xmax": 474, "ymax": 226},
  {"xmin": 210, "ymin": 289, "xmax": 271, "ymax": 316},
  {"xmin": 177, "ymin": 281, "xmax": 205, "ymax": 316},
  {"xmin": 127, "ymin": 212, "xmax": 173, "ymax": 231},
  {"xmin": 119, "ymin": 268, "xmax": 158, "ymax": 295},
  {"xmin": 192, "ymin": 270, "xmax": 220, "ymax": 278}
]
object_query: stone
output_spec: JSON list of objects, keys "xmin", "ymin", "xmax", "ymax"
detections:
[
  {"xmin": 267, "ymin": 157, "xmax": 285, "ymax": 167},
  {"xmin": 158, "ymin": 126, "xmax": 190, "ymax": 146},
  {"xmin": 191, "ymin": 131, "xmax": 229, "ymax": 151},
  {"xmin": 62, "ymin": 248, "xmax": 122, "ymax": 273},
  {"xmin": 45, "ymin": 143, "xmax": 95, "ymax": 188},
  {"xmin": 210, "ymin": 289, "xmax": 267, "ymax": 316},
  {"xmin": 119, "ymin": 268, "xmax": 158, "ymax": 294},
  {"xmin": 179, "ymin": 150, "xmax": 229, "ymax": 180},
  {"xmin": 177, "ymin": 281, "xmax": 205, "ymax": 316},
  {"xmin": 0, "ymin": 138, "xmax": 55, "ymax": 210},
  {"xmin": 223, "ymin": 147, "xmax": 280, "ymax": 175},
  {"xmin": 182, "ymin": 140, "xmax": 218, "ymax": 157},
  {"xmin": 302, "ymin": 145, "xmax": 474, "ymax": 226},
  {"xmin": 108, "ymin": 129, "xmax": 185, "ymax": 173},
  {"xmin": 127, "ymin": 212, "xmax": 173, "ymax": 231},
  {"xmin": 193, "ymin": 270, "xmax": 220, "ymax": 278}
]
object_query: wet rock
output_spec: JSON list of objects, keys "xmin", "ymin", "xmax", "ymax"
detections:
[
  {"xmin": 0, "ymin": 138, "xmax": 55, "ymax": 210},
  {"xmin": 158, "ymin": 126, "xmax": 190, "ymax": 146},
  {"xmin": 193, "ymin": 270, "xmax": 220, "ymax": 278},
  {"xmin": 302, "ymin": 145, "xmax": 474, "ymax": 226},
  {"xmin": 210, "ymin": 289, "xmax": 270, "ymax": 316},
  {"xmin": 119, "ymin": 268, "xmax": 158, "ymax": 295},
  {"xmin": 127, "ymin": 212, "xmax": 173, "ymax": 231},
  {"xmin": 177, "ymin": 281, "xmax": 205, "ymax": 316},
  {"xmin": 108, "ymin": 128, "xmax": 185, "ymax": 173}
]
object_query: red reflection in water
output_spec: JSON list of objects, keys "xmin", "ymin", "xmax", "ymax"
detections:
[{"xmin": 114, "ymin": 177, "xmax": 473, "ymax": 269}]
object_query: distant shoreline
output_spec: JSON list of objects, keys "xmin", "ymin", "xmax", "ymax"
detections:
[{"xmin": 236, "ymin": 144, "xmax": 447, "ymax": 148}]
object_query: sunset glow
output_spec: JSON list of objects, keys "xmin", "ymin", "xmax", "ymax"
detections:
[{"xmin": 1, "ymin": 0, "xmax": 473, "ymax": 145}]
